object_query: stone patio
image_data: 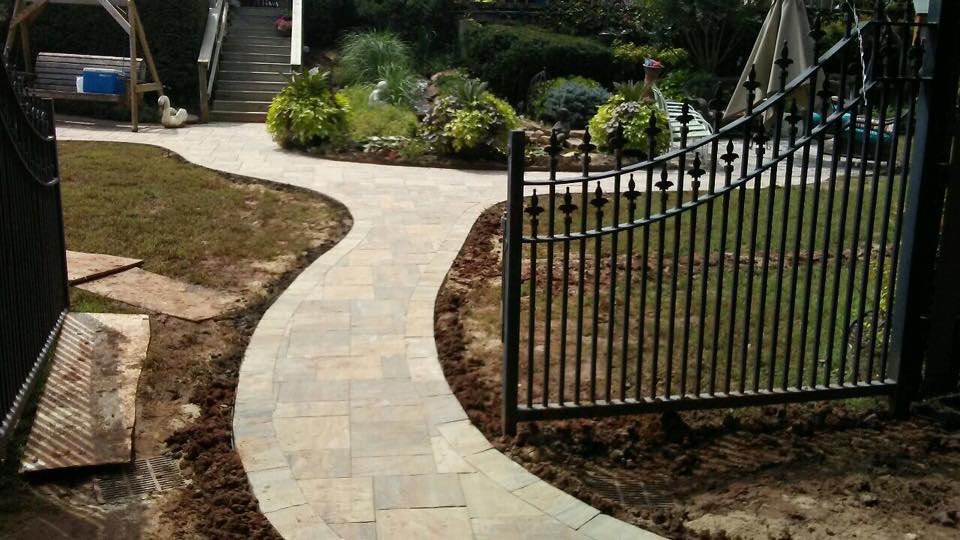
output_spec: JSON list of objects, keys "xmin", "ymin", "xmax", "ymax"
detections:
[{"xmin": 56, "ymin": 119, "xmax": 667, "ymax": 539}]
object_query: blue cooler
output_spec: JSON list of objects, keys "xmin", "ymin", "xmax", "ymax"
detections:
[{"xmin": 81, "ymin": 68, "xmax": 125, "ymax": 95}]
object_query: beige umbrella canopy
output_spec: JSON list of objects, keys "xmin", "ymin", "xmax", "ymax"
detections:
[{"xmin": 723, "ymin": 0, "xmax": 817, "ymax": 121}]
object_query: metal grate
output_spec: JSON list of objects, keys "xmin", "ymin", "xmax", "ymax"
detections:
[
  {"xmin": 93, "ymin": 456, "xmax": 185, "ymax": 503},
  {"xmin": 582, "ymin": 471, "xmax": 675, "ymax": 509}
]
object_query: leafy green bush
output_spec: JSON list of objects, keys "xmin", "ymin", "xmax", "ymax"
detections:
[
  {"xmin": 432, "ymin": 69, "xmax": 472, "ymax": 98},
  {"xmin": 303, "ymin": 0, "xmax": 356, "ymax": 46},
  {"xmin": 531, "ymin": 77, "xmax": 610, "ymax": 129},
  {"xmin": 588, "ymin": 95, "xmax": 670, "ymax": 156},
  {"xmin": 340, "ymin": 31, "xmax": 412, "ymax": 84},
  {"xmin": 267, "ymin": 70, "xmax": 349, "ymax": 148},
  {"xmin": 460, "ymin": 22, "xmax": 614, "ymax": 104},
  {"xmin": 529, "ymin": 76, "xmax": 602, "ymax": 116},
  {"xmin": 353, "ymin": 0, "xmax": 456, "ymax": 45},
  {"xmin": 30, "ymin": 0, "xmax": 207, "ymax": 109},
  {"xmin": 612, "ymin": 41, "xmax": 690, "ymax": 81},
  {"xmin": 420, "ymin": 80, "xmax": 520, "ymax": 157},
  {"xmin": 541, "ymin": 0, "xmax": 631, "ymax": 38},
  {"xmin": 659, "ymin": 68, "xmax": 717, "ymax": 100},
  {"xmin": 339, "ymin": 85, "xmax": 418, "ymax": 140}
]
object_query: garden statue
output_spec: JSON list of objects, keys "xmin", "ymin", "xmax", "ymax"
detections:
[
  {"xmin": 642, "ymin": 58, "xmax": 664, "ymax": 103},
  {"xmin": 158, "ymin": 95, "xmax": 188, "ymax": 128},
  {"xmin": 552, "ymin": 107, "xmax": 572, "ymax": 144},
  {"xmin": 368, "ymin": 81, "xmax": 390, "ymax": 107}
]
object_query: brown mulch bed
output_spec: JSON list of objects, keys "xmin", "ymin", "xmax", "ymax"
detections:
[{"xmin": 435, "ymin": 202, "xmax": 960, "ymax": 540}]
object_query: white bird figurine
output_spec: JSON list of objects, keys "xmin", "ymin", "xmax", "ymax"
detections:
[{"xmin": 158, "ymin": 95, "xmax": 188, "ymax": 128}]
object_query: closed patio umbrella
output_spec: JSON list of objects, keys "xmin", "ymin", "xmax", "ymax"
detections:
[{"xmin": 723, "ymin": 0, "xmax": 817, "ymax": 122}]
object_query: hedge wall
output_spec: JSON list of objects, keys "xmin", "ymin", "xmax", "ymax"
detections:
[
  {"xmin": 303, "ymin": 0, "xmax": 456, "ymax": 53},
  {"xmin": 29, "ymin": 0, "xmax": 207, "ymax": 110},
  {"xmin": 460, "ymin": 22, "xmax": 613, "ymax": 104}
]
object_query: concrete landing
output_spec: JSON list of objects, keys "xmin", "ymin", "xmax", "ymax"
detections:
[{"xmin": 21, "ymin": 313, "xmax": 150, "ymax": 473}]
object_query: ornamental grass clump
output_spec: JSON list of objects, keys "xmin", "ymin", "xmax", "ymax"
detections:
[
  {"xmin": 420, "ymin": 79, "xmax": 520, "ymax": 157},
  {"xmin": 267, "ymin": 69, "xmax": 350, "ymax": 148},
  {"xmin": 340, "ymin": 31, "xmax": 412, "ymax": 84},
  {"xmin": 588, "ymin": 81, "xmax": 670, "ymax": 156}
]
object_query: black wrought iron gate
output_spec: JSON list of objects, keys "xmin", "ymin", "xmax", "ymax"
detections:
[
  {"xmin": 0, "ymin": 60, "xmax": 69, "ymax": 445},
  {"xmin": 501, "ymin": 1, "xmax": 960, "ymax": 434}
]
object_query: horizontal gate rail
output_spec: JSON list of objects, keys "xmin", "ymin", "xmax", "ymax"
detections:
[{"xmin": 502, "ymin": 1, "xmax": 937, "ymax": 434}]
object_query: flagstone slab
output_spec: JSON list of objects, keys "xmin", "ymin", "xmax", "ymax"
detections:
[
  {"xmin": 76, "ymin": 267, "xmax": 242, "ymax": 322},
  {"xmin": 21, "ymin": 312, "xmax": 149, "ymax": 473},
  {"xmin": 66, "ymin": 250, "xmax": 143, "ymax": 285}
]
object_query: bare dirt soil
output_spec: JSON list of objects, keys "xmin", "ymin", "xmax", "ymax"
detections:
[
  {"xmin": 435, "ymin": 203, "xmax": 960, "ymax": 540},
  {"xmin": 0, "ymin": 144, "xmax": 352, "ymax": 540}
]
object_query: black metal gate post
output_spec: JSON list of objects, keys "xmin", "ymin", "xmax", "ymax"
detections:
[
  {"xmin": 889, "ymin": 0, "xmax": 960, "ymax": 413},
  {"xmin": 921, "ymin": 1, "xmax": 960, "ymax": 396},
  {"xmin": 502, "ymin": 130, "xmax": 525, "ymax": 436}
]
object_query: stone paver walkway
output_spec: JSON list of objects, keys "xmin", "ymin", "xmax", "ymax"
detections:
[{"xmin": 57, "ymin": 120, "xmax": 664, "ymax": 540}]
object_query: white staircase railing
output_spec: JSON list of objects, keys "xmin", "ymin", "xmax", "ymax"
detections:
[
  {"xmin": 197, "ymin": 0, "xmax": 229, "ymax": 122},
  {"xmin": 290, "ymin": 0, "xmax": 302, "ymax": 72}
]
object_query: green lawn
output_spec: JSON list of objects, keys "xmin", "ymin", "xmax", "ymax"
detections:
[{"xmin": 59, "ymin": 142, "xmax": 347, "ymax": 292}]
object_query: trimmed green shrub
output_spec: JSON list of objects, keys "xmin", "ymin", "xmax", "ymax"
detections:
[
  {"xmin": 420, "ymin": 80, "xmax": 520, "ymax": 157},
  {"xmin": 460, "ymin": 22, "xmax": 614, "ymax": 104},
  {"xmin": 340, "ymin": 85, "xmax": 418, "ymax": 140},
  {"xmin": 529, "ymin": 76, "xmax": 602, "ymax": 116},
  {"xmin": 530, "ymin": 77, "xmax": 609, "ymax": 129},
  {"xmin": 340, "ymin": 31, "xmax": 412, "ymax": 84},
  {"xmin": 267, "ymin": 70, "xmax": 349, "ymax": 147},
  {"xmin": 304, "ymin": 0, "xmax": 356, "ymax": 46},
  {"xmin": 30, "ymin": 0, "xmax": 207, "ymax": 109},
  {"xmin": 588, "ymin": 95, "xmax": 670, "ymax": 156},
  {"xmin": 353, "ymin": 0, "xmax": 456, "ymax": 45}
]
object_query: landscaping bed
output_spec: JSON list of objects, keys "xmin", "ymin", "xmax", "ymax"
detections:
[
  {"xmin": 435, "ymin": 202, "xmax": 960, "ymax": 540},
  {"xmin": 0, "ymin": 142, "xmax": 352, "ymax": 539}
]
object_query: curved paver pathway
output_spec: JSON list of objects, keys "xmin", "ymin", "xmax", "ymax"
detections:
[{"xmin": 57, "ymin": 120, "xmax": 664, "ymax": 540}]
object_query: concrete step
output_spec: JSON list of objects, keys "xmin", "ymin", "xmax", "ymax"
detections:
[
  {"xmin": 220, "ymin": 60, "xmax": 290, "ymax": 73},
  {"xmin": 218, "ymin": 70, "xmax": 290, "ymax": 83},
  {"xmin": 209, "ymin": 110, "xmax": 267, "ymax": 123},
  {"xmin": 216, "ymin": 79, "xmax": 288, "ymax": 92},
  {"xmin": 215, "ymin": 89, "xmax": 282, "ymax": 102},
  {"xmin": 224, "ymin": 34, "xmax": 291, "ymax": 46},
  {"xmin": 212, "ymin": 99, "xmax": 273, "ymax": 113},
  {"xmin": 229, "ymin": 27, "xmax": 289, "ymax": 38},
  {"xmin": 222, "ymin": 42, "xmax": 290, "ymax": 55},
  {"xmin": 221, "ymin": 51, "xmax": 289, "ymax": 63}
]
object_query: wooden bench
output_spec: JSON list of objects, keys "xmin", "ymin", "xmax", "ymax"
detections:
[{"xmin": 30, "ymin": 52, "xmax": 145, "ymax": 103}]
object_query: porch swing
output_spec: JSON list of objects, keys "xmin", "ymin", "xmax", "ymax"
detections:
[{"xmin": 3, "ymin": 0, "xmax": 164, "ymax": 131}]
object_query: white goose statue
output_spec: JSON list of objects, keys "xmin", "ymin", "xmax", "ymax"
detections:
[{"xmin": 158, "ymin": 95, "xmax": 188, "ymax": 128}]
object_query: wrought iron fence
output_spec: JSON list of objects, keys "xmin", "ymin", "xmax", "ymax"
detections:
[
  {"xmin": 501, "ymin": 2, "xmax": 947, "ymax": 434},
  {"xmin": 0, "ymin": 60, "xmax": 69, "ymax": 445}
]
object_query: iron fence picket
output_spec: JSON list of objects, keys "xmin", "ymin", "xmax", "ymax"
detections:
[
  {"xmin": 0, "ymin": 61, "xmax": 69, "ymax": 446},
  {"xmin": 501, "ymin": 3, "xmax": 946, "ymax": 434}
]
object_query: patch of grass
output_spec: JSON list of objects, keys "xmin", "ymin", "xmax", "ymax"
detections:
[
  {"xmin": 68, "ymin": 289, "xmax": 144, "ymax": 314},
  {"xmin": 340, "ymin": 85, "xmax": 419, "ymax": 141},
  {"xmin": 59, "ymin": 142, "xmax": 349, "ymax": 291}
]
